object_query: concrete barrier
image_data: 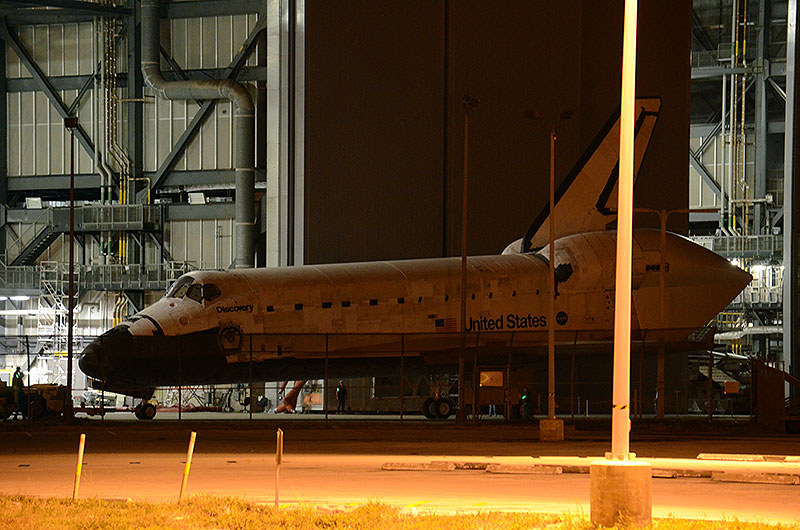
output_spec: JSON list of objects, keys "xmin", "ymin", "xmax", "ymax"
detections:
[
  {"xmin": 711, "ymin": 471, "xmax": 800, "ymax": 485},
  {"xmin": 381, "ymin": 462, "xmax": 456, "ymax": 471}
]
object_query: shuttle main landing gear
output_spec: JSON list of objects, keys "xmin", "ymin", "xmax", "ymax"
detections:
[
  {"xmin": 134, "ymin": 402, "xmax": 157, "ymax": 420},
  {"xmin": 422, "ymin": 397, "xmax": 454, "ymax": 419}
]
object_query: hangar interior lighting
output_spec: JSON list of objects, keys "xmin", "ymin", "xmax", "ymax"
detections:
[
  {"xmin": 24, "ymin": 197, "xmax": 42, "ymax": 209},
  {"xmin": 188, "ymin": 192, "xmax": 207, "ymax": 205}
]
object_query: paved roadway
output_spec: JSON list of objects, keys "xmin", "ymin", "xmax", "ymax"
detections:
[{"xmin": 1, "ymin": 416, "xmax": 798, "ymax": 524}]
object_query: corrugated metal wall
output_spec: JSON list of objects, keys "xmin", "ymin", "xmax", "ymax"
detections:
[
  {"xmin": 689, "ymin": 134, "xmax": 755, "ymax": 210},
  {"xmin": 6, "ymin": 23, "xmax": 96, "ymax": 176},
  {"xmin": 4, "ymin": 12, "xmax": 262, "ymax": 269},
  {"xmin": 6, "ymin": 15, "xmax": 260, "ymax": 176},
  {"xmin": 144, "ymin": 14, "xmax": 259, "ymax": 173},
  {"xmin": 166, "ymin": 217, "xmax": 235, "ymax": 270}
]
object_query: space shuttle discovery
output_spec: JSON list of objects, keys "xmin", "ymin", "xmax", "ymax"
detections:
[{"xmin": 80, "ymin": 98, "xmax": 751, "ymax": 419}]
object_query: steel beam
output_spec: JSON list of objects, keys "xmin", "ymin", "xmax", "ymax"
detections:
[
  {"xmin": 769, "ymin": 77, "xmax": 787, "ymax": 102},
  {"xmin": 773, "ymin": 206, "xmax": 784, "ymax": 227},
  {"xmin": 694, "ymin": 121, "xmax": 723, "ymax": 157},
  {"xmin": 7, "ymin": 174, "xmax": 101, "ymax": 191},
  {"xmin": 689, "ymin": 150, "xmax": 724, "ymax": 199},
  {"xmin": 9, "ymin": 0, "xmax": 130, "ymax": 16},
  {"xmin": 0, "ymin": 18, "xmax": 96, "ymax": 162},
  {"xmin": 692, "ymin": 8, "xmax": 717, "ymax": 53},
  {"xmin": 692, "ymin": 66, "xmax": 753, "ymax": 79},
  {"xmin": 148, "ymin": 16, "xmax": 267, "ymax": 193},
  {"xmin": 0, "ymin": 9, "xmax": 96, "ymax": 24},
  {"xmin": 167, "ymin": 202, "xmax": 235, "ymax": 221},
  {"xmin": 147, "ymin": 232, "xmax": 173, "ymax": 263},
  {"xmin": 164, "ymin": 0, "xmax": 264, "ymax": 18},
  {"xmin": 7, "ymin": 68, "xmax": 266, "ymax": 93},
  {"xmin": 693, "ymin": 79, "xmax": 756, "ymax": 158},
  {"xmin": 144, "ymin": 168, "xmax": 265, "ymax": 188}
]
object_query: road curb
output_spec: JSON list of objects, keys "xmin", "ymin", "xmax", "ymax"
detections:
[
  {"xmin": 485, "ymin": 464, "xmax": 562, "ymax": 475},
  {"xmin": 698, "ymin": 453, "xmax": 800, "ymax": 463},
  {"xmin": 381, "ymin": 462, "xmax": 457, "ymax": 471},
  {"xmin": 711, "ymin": 471, "xmax": 800, "ymax": 485}
]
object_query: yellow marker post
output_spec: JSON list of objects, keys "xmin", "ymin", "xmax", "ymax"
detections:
[
  {"xmin": 72, "ymin": 433, "xmax": 86, "ymax": 501},
  {"xmin": 275, "ymin": 428, "xmax": 283, "ymax": 511},
  {"xmin": 179, "ymin": 431, "xmax": 197, "ymax": 501}
]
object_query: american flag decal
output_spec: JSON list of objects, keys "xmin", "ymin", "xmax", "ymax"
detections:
[{"xmin": 435, "ymin": 318, "xmax": 457, "ymax": 332}]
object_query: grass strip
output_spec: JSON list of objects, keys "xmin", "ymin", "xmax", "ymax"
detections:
[{"xmin": 1, "ymin": 495, "xmax": 798, "ymax": 530}]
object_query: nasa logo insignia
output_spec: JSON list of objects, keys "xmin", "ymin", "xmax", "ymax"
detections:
[{"xmin": 556, "ymin": 311, "xmax": 568, "ymax": 326}]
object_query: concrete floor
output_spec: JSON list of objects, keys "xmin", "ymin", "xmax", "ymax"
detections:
[{"xmin": 0, "ymin": 417, "xmax": 798, "ymax": 523}]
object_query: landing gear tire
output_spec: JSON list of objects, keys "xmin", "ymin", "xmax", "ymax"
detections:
[
  {"xmin": 422, "ymin": 397, "xmax": 436, "ymax": 419},
  {"xmin": 134, "ymin": 402, "xmax": 156, "ymax": 420},
  {"xmin": 433, "ymin": 397, "xmax": 454, "ymax": 419}
]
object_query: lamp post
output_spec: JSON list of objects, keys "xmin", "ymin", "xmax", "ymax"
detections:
[
  {"xmin": 523, "ymin": 110, "xmax": 571, "ymax": 441},
  {"xmin": 589, "ymin": 0, "xmax": 652, "ymax": 526},
  {"xmin": 457, "ymin": 95, "xmax": 479, "ymax": 424}
]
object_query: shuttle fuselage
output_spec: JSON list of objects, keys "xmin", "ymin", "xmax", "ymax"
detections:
[{"xmin": 79, "ymin": 229, "xmax": 750, "ymax": 398}]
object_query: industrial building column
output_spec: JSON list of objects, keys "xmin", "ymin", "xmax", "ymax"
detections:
[
  {"xmin": 0, "ymin": 39, "xmax": 7, "ymax": 254},
  {"xmin": 785, "ymin": 0, "xmax": 800, "ymax": 378},
  {"xmin": 279, "ymin": 0, "xmax": 305, "ymax": 266},
  {"xmin": 141, "ymin": 0, "xmax": 256, "ymax": 269},
  {"xmin": 127, "ymin": 0, "xmax": 144, "ymax": 205}
]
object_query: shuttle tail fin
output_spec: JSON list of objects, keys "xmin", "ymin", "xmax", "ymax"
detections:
[{"xmin": 518, "ymin": 97, "xmax": 662, "ymax": 253}]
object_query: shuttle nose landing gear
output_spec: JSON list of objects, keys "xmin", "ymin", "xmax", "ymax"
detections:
[{"xmin": 134, "ymin": 401, "xmax": 157, "ymax": 420}]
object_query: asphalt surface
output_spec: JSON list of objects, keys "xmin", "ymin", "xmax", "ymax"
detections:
[{"xmin": 1, "ymin": 415, "xmax": 799, "ymax": 523}]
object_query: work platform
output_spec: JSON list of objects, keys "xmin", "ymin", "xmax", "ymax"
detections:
[{"xmin": 0, "ymin": 261, "xmax": 192, "ymax": 293}]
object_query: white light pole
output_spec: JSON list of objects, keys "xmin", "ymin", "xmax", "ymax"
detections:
[
  {"xmin": 611, "ymin": 0, "xmax": 637, "ymax": 459},
  {"xmin": 589, "ymin": 0, "xmax": 652, "ymax": 525}
]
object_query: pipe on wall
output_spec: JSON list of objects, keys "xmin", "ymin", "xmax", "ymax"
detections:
[{"xmin": 140, "ymin": 0, "xmax": 255, "ymax": 268}]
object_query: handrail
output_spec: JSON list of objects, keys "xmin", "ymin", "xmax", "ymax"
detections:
[{"xmin": 5, "ymin": 208, "xmax": 54, "ymax": 263}]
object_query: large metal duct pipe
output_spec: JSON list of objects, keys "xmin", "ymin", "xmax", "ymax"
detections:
[{"xmin": 141, "ymin": 0, "xmax": 255, "ymax": 268}]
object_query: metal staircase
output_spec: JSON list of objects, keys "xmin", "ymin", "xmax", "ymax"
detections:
[{"xmin": 10, "ymin": 226, "xmax": 59, "ymax": 266}]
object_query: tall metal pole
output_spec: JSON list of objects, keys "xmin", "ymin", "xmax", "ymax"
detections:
[
  {"xmin": 66, "ymin": 117, "xmax": 77, "ymax": 421},
  {"xmin": 657, "ymin": 211, "xmax": 666, "ymax": 418},
  {"xmin": 548, "ymin": 126, "xmax": 557, "ymax": 419},
  {"xmin": 249, "ymin": 336, "xmax": 253, "ymax": 421},
  {"xmin": 400, "ymin": 334, "xmax": 404, "ymax": 422},
  {"xmin": 458, "ymin": 96, "xmax": 477, "ymax": 423},
  {"xmin": 610, "ymin": 0, "xmax": 637, "ymax": 460}
]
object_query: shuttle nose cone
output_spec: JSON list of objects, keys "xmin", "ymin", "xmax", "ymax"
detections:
[
  {"xmin": 633, "ymin": 233, "xmax": 753, "ymax": 333},
  {"xmin": 666, "ymin": 234, "xmax": 752, "ymax": 325},
  {"xmin": 79, "ymin": 325, "xmax": 135, "ymax": 380}
]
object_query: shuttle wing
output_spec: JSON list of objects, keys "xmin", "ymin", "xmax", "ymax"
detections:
[{"xmin": 520, "ymin": 97, "xmax": 662, "ymax": 252}]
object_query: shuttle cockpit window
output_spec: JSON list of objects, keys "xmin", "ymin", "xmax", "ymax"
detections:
[
  {"xmin": 166, "ymin": 277, "xmax": 221, "ymax": 304},
  {"xmin": 166, "ymin": 276, "xmax": 194, "ymax": 298},
  {"xmin": 186, "ymin": 284, "xmax": 204, "ymax": 303},
  {"xmin": 203, "ymin": 283, "xmax": 221, "ymax": 301}
]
